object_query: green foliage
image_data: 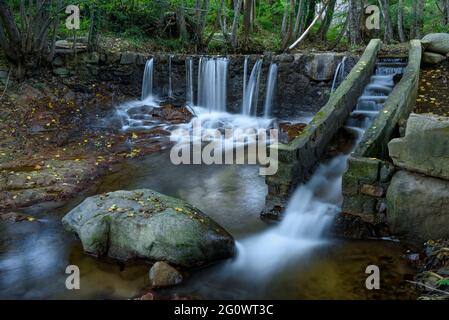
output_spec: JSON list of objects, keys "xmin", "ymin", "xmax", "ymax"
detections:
[{"xmin": 437, "ymin": 278, "xmax": 449, "ymax": 288}]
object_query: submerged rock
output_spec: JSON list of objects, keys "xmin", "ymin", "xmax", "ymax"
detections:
[
  {"xmin": 421, "ymin": 33, "xmax": 449, "ymax": 55},
  {"xmin": 149, "ymin": 261, "xmax": 183, "ymax": 288},
  {"xmin": 388, "ymin": 113, "xmax": 449, "ymax": 180},
  {"xmin": 387, "ymin": 170, "xmax": 449, "ymax": 240},
  {"xmin": 62, "ymin": 189, "xmax": 235, "ymax": 267},
  {"xmin": 151, "ymin": 104, "xmax": 193, "ymax": 124}
]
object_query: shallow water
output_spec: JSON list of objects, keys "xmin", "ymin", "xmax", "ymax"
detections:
[{"xmin": 0, "ymin": 151, "xmax": 417, "ymax": 300}]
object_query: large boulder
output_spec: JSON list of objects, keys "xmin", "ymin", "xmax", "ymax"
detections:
[
  {"xmin": 421, "ymin": 33, "xmax": 449, "ymax": 55},
  {"xmin": 422, "ymin": 52, "xmax": 446, "ymax": 65},
  {"xmin": 62, "ymin": 189, "xmax": 235, "ymax": 267},
  {"xmin": 388, "ymin": 113, "xmax": 449, "ymax": 180},
  {"xmin": 387, "ymin": 171, "xmax": 449, "ymax": 240}
]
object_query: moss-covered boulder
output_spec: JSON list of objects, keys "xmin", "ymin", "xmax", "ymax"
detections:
[
  {"xmin": 387, "ymin": 171, "xmax": 449, "ymax": 240},
  {"xmin": 62, "ymin": 189, "xmax": 235, "ymax": 267},
  {"xmin": 388, "ymin": 113, "xmax": 449, "ymax": 180},
  {"xmin": 421, "ymin": 33, "xmax": 449, "ymax": 55}
]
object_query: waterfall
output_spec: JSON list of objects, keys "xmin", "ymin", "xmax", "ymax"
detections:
[
  {"xmin": 228, "ymin": 58, "xmax": 406, "ymax": 280},
  {"xmin": 186, "ymin": 58, "xmax": 194, "ymax": 106},
  {"xmin": 231, "ymin": 155, "xmax": 346, "ymax": 277},
  {"xmin": 141, "ymin": 58, "xmax": 154, "ymax": 101},
  {"xmin": 168, "ymin": 55, "xmax": 174, "ymax": 98},
  {"xmin": 263, "ymin": 63, "xmax": 278, "ymax": 118},
  {"xmin": 197, "ymin": 57, "xmax": 229, "ymax": 112},
  {"xmin": 241, "ymin": 59, "xmax": 263, "ymax": 116},
  {"xmin": 243, "ymin": 57, "xmax": 248, "ymax": 101},
  {"xmin": 331, "ymin": 56, "xmax": 347, "ymax": 92}
]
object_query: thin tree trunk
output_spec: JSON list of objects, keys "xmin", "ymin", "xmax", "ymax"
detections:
[
  {"xmin": 397, "ymin": 0, "xmax": 405, "ymax": 42},
  {"xmin": 177, "ymin": 6, "xmax": 188, "ymax": 42},
  {"xmin": 293, "ymin": 0, "xmax": 304, "ymax": 38},
  {"xmin": 281, "ymin": 0, "xmax": 295, "ymax": 50},
  {"xmin": 348, "ymin": 0, "xmax": 363, "ymax": 45},
  {"xmin": 411, "ymin": 0, "xmax": 424, "ymax": 39},
  {"xmin": 231, "ymin": 0, "xmax": 243, "ymax": 48},
  {"xmin": 281, "ymin": 0, "xmax": 289, "ymax": 34},
  {"xmin": 379, "ymin": 0, "xmax": 394, "ymax": 43},
  {"xmin": 318, "ymin": 0, "xmax": 336, "ymax": 42},
  {"xmin": 446, "ymin": 0, "xmax": 449, "ymax": 24},
  {"xmin": 286, "ymin": 2, "xmax": 327, "ymax": 52},
  {"xmin": 243, "ymin": 0, "xmax": 252, "ymax": 43}
]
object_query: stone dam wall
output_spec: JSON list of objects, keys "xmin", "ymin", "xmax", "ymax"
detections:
[
  {"xmin": 51, "ymin": 51, "xmax": 357, "ymax": 119},
  {"xmin": 341, "ymin": 40, "xmax": 428, "ymax": 238},
  {"xmin": 266, "ymin": 39, "xmax": 383, "ymax": 201}
]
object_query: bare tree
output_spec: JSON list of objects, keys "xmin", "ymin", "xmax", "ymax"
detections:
[{"xmin": 0, "ymin": 1, "xmax": 64, "ymax": 80}]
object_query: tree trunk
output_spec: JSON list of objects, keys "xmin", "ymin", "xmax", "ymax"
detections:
[
  {"xmin": 379, "ymin": 0, "xmax": 394, "ymax": 43},
  {"xmin": 177, "ymin": 6, "xmax": 188, "ymax": 42},
  {"xmin": 446, "ymin": 0, "xmax": 449, "ymax": 24},
  {"xmin": 231, "ymin": 0, "xmax": 243, "ymax": 48},
  {"xmin": 293, "ymin": 0, "xmax": 305, "ymax": 38},
  {"xmin": 281, "ymin": 0, "xmax": 289, "ymax": 34},
  {"xmin": 411, "ymin": 0, "xmax": 424, "ymax": 39},
  {"xmin": 281, "ymin": 0, "xmax": 295, "ymax": 50},
  {"xmin": 318, "ymin": 0, "xmax": 337, "ymax": 42},
  {"xmin": 243, "ymin": 0, "xmax": 253, "ymax": 43},
  {"xmin": 348, "ymin": 0, "xmax": 363, "ymax": 45},
  {"xmin": 397, "ymin": 0, "xmax": 405, "ymax": 42},
  {"xmin": 305, "ymin": 0, "xmax": 317, "ymax": 27},
  {"xmin": 0, "ymin": 1, "xmax": 62, "ymax": 79}
]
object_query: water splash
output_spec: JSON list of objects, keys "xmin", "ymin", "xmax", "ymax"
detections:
[{"xmin": 263, "ymin": 63, "xmax": 278, "ymax": 118}]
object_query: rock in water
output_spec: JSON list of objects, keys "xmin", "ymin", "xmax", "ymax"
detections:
[
  {"xmin": 62, "ymin": 189, "xmax": 235, "ymax": 267},
  {"xmin": 422, "ymin": 52, "xmax": 446, "ymax": 65},
  {"xmin": 387, "ymin": 171, "xmax": 449, "ymax": 240},
  {"xmin": 149, "ymin": 261, "xmax": 183, "ymax": 288},
  {"xmin": 388, "ymin": 113, "xmax": 449, "ymax": 180},
  {"xmin": 421, "ymin": 33, "xmax": 449, "ymax": 55}
]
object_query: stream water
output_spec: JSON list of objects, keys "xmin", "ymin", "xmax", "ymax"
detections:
[
  {"xmin": 0, "ymin": 56, "xmax": 418, "ymax": 300},
  {"xmin": 0, "ymin": 150, "xmax": 417, "ymax": 299}
]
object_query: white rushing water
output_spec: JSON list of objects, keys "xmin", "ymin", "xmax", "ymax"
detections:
[
  {"xmin": 230, "ymin": 154, "xmax": 347, "ymax": 278},
  {"xmin": 243, "ymin": 56, "xmax": 248, "ymax": 101},
  {"xmin": 241, "ymin": 59, "xmax": 263, "ymax": 116},
  {"xmin": 185, "ymin": 58, "xmax": 194, "ymax": 106},
  {"xmin": 141, "ymin": 58, "xmax": 154, "ymax": 101},
  {"xmin": 226, "ymin": 58, "xmax": 407, "ymax": 279},
  {"xmin": 197, "ymin": 57, "xmax": 229, "ymax": 112},
  {"xmin": 263, "ymin": 63, "xmax": 278, "ymax": 118},
  {"xmin": 168, "ymin": 55, "xmax": 174, "ymax": 98},
  {"xmin": 331, "ymin": 56, "xmax": 347, "ymax": 92}
]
